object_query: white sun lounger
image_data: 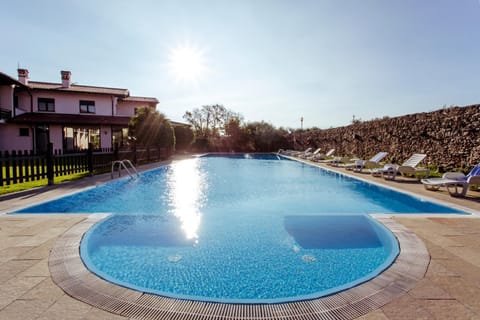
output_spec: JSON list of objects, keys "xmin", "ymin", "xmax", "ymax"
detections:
[
  {"xmin": 281, "ymin": 147, "xmax": 312, "ymax": 157},
  {"xmin": 371, "ymin": 164, "xmax": 397, "ymax": 177},
  {"xmin": 371, "ymin": 153, "xmax": 428, "ymax": 180},
  {"xmin": 295, "ymin": 147, "xmax": 312, "ymax": 157},
  {"xmin": 421, "ymin": 164, "xmax": 480, "ymax": 197},
  {"xmin": 300, "ymin": 148, "xmax": 321, "ymax": 159},
  {"xmin": 328, "ymin": 156, "xmax": 352, "ymax": 167},
  {"xmin": 345, "ymin": 152, "xmax": 388, "ymax": 172},
  {"xmin": 312, "ymin": 148, "xmax": 335, "ymax": 162},
  {"xmin": 396, "ymin": 153, "xmax": 429, "ymax": 179}
]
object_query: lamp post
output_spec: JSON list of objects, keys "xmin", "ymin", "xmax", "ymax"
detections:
[{"xmin": 300, "ymin": 117, "xmax": 303, "ymax": 130}]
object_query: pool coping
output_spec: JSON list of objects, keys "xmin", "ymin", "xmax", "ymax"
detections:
[{"xmin": 49, "ymin": 214, "xmax": 429, "ymax": 320}]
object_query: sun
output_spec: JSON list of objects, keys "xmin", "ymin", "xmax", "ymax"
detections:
[{"xmin": 168, "ymin": 44, "xmax": 208, "ymax": 84}]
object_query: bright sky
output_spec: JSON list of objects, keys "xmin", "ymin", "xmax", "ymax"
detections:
[{"xmin": 1, "ymin": 0, "xmax": 479, "ymax": 129}]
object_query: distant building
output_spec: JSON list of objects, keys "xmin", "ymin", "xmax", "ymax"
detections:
[{"xmin": 0, "ymin": 69, "xmax": 159, "ymax": 153}]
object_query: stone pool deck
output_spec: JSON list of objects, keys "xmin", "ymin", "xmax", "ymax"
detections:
[{"xmin": 0, "ymin": 157, "xmax": 480, "ymax": 319}]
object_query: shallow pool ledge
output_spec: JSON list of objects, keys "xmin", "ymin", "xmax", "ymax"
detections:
[{"xmin": 49, "ymin": 215, "xmax": 429, "ymax": 320}]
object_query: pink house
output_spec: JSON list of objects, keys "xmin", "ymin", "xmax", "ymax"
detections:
[{"xmin": 0, "ymin": 69, "xmax": 159, "ymax": 154}]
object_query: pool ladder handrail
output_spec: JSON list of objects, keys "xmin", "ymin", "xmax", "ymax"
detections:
[{"xmin": 111, "ymin": 160, "xmax": 139, "ymax": 179}]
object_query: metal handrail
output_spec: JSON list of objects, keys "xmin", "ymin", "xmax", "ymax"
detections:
[{"xmin": 111, "ymin": 160, "xmax": 139, "ymax": 179}]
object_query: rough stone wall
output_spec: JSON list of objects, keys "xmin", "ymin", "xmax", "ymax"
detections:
[{"xmin": 296, "ymin": 104, "xmax": 480, "ymax": 171}]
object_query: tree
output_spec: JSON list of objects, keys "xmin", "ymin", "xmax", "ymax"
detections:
[
  {"xmin": 225, "ymin": 116, "xmax": 251, "ymax": 151},
  {"xmin": 183, "ymin": 104, "xmax": 241, "ymax": 139},
  {"xmin": 128, "ymin": 107, "xmax": 175, "ymax": 152},
  {"xmin": 183, "ymin": 108, "xmax": 209, "ymax": 138},
  {"xmin": 174, "ymin": 125, "xmax": 195, "ymax": 151},
  {"xmin": 244, "ymin": 121, "xmax": 289, "ymax": 152}
]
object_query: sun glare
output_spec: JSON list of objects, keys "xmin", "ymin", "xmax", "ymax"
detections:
[
  {"xmin": 168, "ymin": 44, "xmax": 208, "ymax": 84},
  {"xmin": 166, "ymin": 158, "xmax": 206, "ymax": 242}
]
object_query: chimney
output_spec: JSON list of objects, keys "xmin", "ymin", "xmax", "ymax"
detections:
[
  {"xmin": 18, "ymin": 69, "xmax": 29, "ymax": 85},
  {"xmin": 61, "ymin": 70, "xmax": 71, "ymax": 88}
]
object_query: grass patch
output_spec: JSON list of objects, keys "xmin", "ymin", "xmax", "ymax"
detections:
[{"xmin": 0, "ymin": 172, "xmax": 90, "ymax": 195}]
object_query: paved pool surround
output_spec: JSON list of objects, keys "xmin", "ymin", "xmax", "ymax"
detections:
[{"xmin": 2, "ymin": 156, "xmax": 480, "ymax": 319}]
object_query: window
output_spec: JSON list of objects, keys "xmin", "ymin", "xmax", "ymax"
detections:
[
  {"xmin": 112, "ymin": 127, "xmax": 129, "ymax": 147},
  {"xmin": 63, "ymin": 126, "xmax": 100, "ymax": 152},
  {"xmin": 38, "ymin": 98, "xmax": 55, "ymax": 112},
  {"xmin": 19, "ymin": 128, "xmax": 29, "ymax": 136},
  {"xmin": 80, "ymin": 100, "xmax": 95, "ymax": 113}
]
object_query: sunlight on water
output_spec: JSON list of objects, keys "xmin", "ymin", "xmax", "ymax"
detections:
[{"xmin": 166, "ymin": 158, "xmax": 206, "ymax": 242}]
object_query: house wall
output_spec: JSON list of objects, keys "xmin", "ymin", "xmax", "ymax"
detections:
[
  {"xmin": 49, "ymin": 125, "xmax": 63, "ymax": 151},
  {"xmin": 100, "ymin": 125, "xmax": 112, "ymax": 149},
  {"xmin": 0, "ymin": 124, "xmax": 32, "ymax": 151},
  {"xmin": 0, "ymin": 85, "xmax": 14, "ymax": 110},
  {"xmin": 16, "ymin": 92, "xmax": 30, "ymax": 112},
  {"xmin": 117, "ymin": 101, "xmax": 155, "ymax": 116},
  {"xmin": 25, "ymin": 91, "xmax": 115, "ymax": 116}
]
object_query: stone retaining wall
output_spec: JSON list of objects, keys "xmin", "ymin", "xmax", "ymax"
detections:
[{"xmin": 296, "ymin": 104, "xmax": 480, "ymax": 171}]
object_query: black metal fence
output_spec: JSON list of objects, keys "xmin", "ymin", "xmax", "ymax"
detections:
[{"xmin": 0, "ymin": 143, "xmax": 168, "ymax": 187}]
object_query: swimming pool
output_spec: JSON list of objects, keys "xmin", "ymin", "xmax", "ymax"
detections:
[
  {"xmin": 16, "ymin": 153, "xmax": 463, "ymax": 215},
  {"xmin": 16, "ymin": 154, "xmax": 463, "ymax": 303}
]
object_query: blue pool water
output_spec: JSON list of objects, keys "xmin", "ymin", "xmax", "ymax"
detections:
[
  {"xmin": 81, "ymin": 213, "xmax": 398, "ymax": 303},
  {"xmin": 15, "ymin": 154, "xmax": 463, "ymax": 302}
]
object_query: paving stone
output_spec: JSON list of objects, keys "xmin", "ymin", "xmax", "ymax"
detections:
[
  {"xmin": 0, "ymin": 246, "xmax": 35, "ymax": 263},
  {"xmin": 82, "ymin": 307, "xmax": 129, "ymax": 320},
  {"xmin": 0, "ymin": 259, "xmax": 41, "ymax": 284},
  {"xmin": 422, "ymin": 299, "xmax": 479, "ymax": 320},
  {"xmin": 422, "ymin": 240, "xmax": 457, "ymax": 260},
  {"xmin": 430, "ymin": 276, "xmax": 480, "ymax": 315},
  {"xmin": 408, "ymin": 279, "xmax": 453, "ymax": 300},
  {"xmin": 0, "ymin": 276, "xmax": 46, "ymax": 310},
  {"xmin": 426, "ymin": 260, "xmax": 461, "ymax": 278},
  {"xmin": 18, "ymin": 226, "xmax": 72, "ymax": 247},
  {"xmin": 0, "ymin": 298, "xmax": 54, "ymax": 320},
  {"xmin": 36, "ymin": 295, "xmax": 92, "ymax": 320},
  {"xmin": 18, "ymin": 238, "xmax": 57, "ymax": 260},
  {"xmin": 381, "ymin": 293, "xmax": 434, "ymax": 320},
  {"xmin": 20, "ymin": 278, "xmax": 65, "ymax": 304},
  {"xmin": 18, "ymin": 259, "xmax": 51, "ymax": 278},
  {"xmin": 446, "ymin": 246, "xmax": 480, "ymax": 268},
  {"xmin": 356, "ymin": 309, "xmax": 389, "ymax": 320}
]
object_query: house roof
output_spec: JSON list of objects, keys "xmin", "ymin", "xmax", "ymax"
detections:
[
  {"xmin": 170, "ymin": 120, "xmax": 191, "ymax": 127},
  {"xmin": 120, "ymin": 96, "xmax": 159, "ymax": 104},
  {"xmin": 0, "ymin": 72, "xmax": 27, "ymax": 87},
  {"xmin": 11, "ymin": 113, "xmax": 132, "ymax": 126},
  {"xmin": 27, "ymin": 81, "xmax": 130, "ymax": 97},
  {"xmin": 11, "ymin": 112, "xmax": 190, "ymax": 128}
]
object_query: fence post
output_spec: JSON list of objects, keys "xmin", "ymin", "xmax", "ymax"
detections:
[
  {"xmin": 87, "ymin": 143, "xmax": 94, "ymax": 175},
  {"xmin": 46, "ymin": 143, "xmax": 54, "ymax": 186},
  {"xmin": 0, "ymin": 151, "xmax": 4, "ymax": 187},
  {"xmin": 133, "ymin": 142, "xmax": 137, "ymax": 165},
  {"xmin": 113, "ymin": 142, "xmax": 119, "ymax": 161}
]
